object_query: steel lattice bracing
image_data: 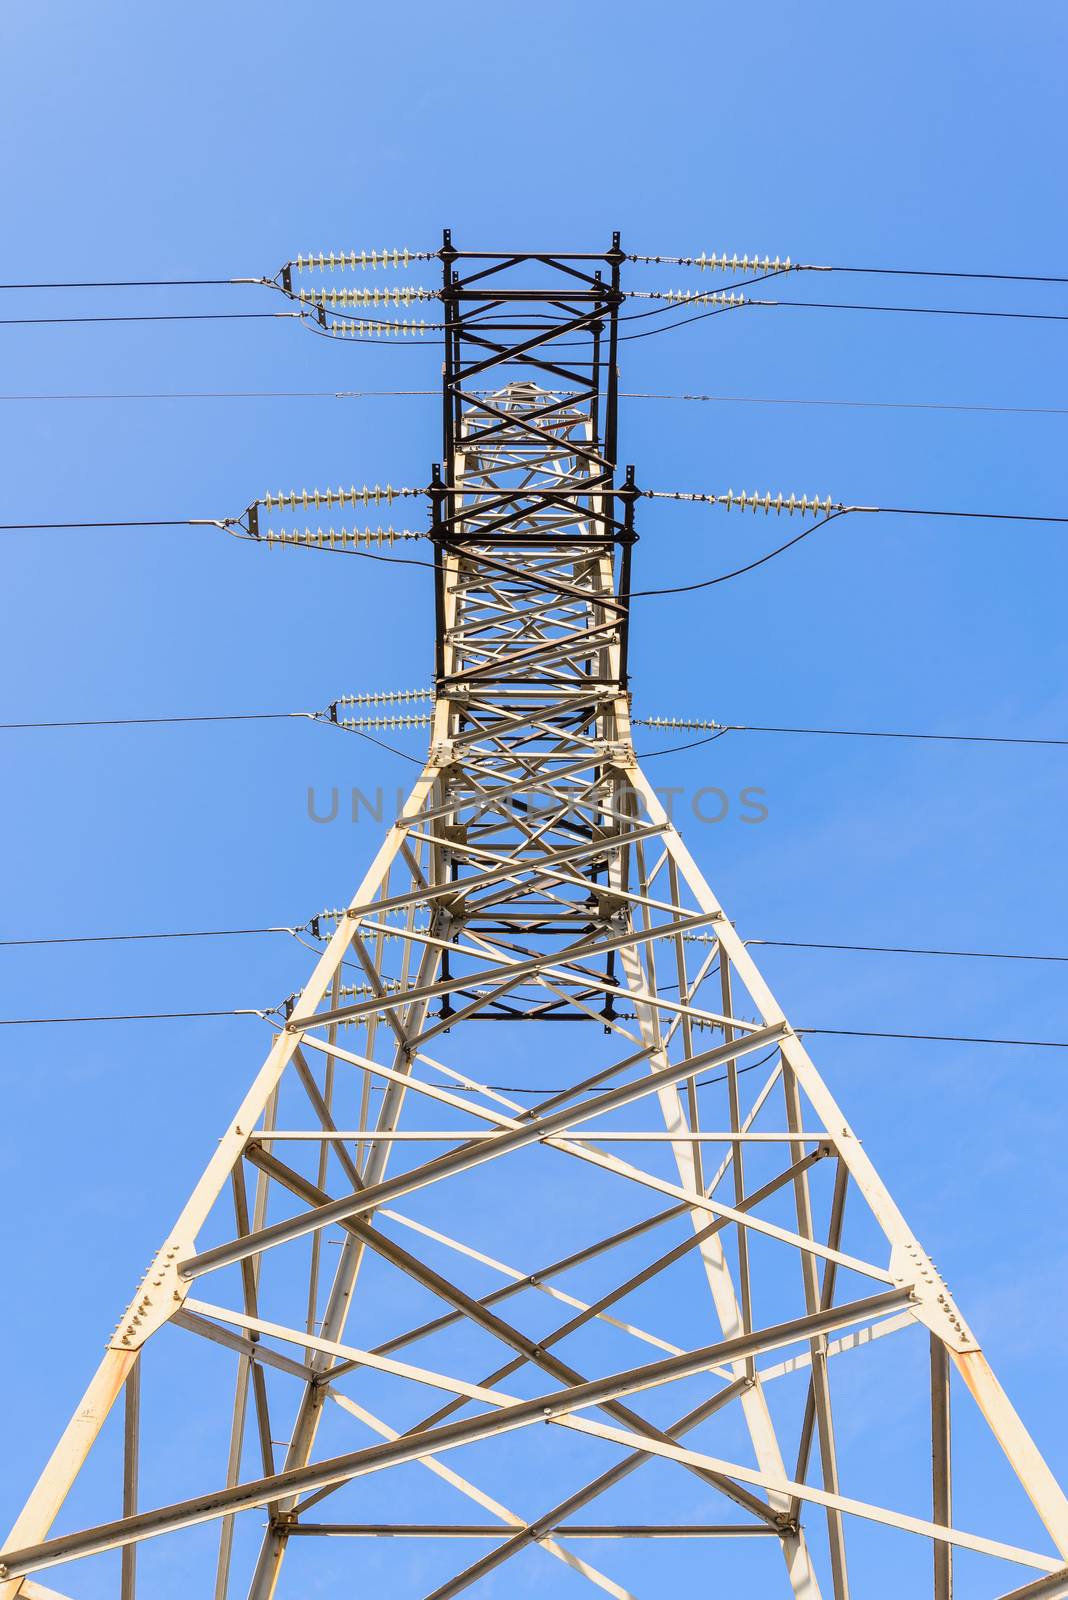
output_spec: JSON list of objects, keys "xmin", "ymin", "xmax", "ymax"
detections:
[{"xmin": 3, "ymin": 238, "xmax": 1068, "ymax": 1600}]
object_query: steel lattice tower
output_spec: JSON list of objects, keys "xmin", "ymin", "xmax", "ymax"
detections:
[{"xmin": 3, "ymin": 236, "xmax": 1067, "ymax": 1600}]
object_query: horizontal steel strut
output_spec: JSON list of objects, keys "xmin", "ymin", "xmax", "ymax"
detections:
[{"xmin": 3, "ymin": 233, "xmax": 1067, "ymax": 1600}]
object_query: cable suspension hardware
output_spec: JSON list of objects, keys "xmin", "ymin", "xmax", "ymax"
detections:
[
  {"xmin": 316, "ymin": 905, "xmax": 430, "ymax": 927},
  {"xmin": 232, "ymin": 482, "xmax": 430, "ymax": 548}
]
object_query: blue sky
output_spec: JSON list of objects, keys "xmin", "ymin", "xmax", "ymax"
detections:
[{"xmin": 2, "ymin": 2, "xmax": 1067, "ymax": 1595}]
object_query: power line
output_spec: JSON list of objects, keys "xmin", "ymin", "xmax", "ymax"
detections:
[
  {"xmin": 874, "ymin": 504, "xmax": 1068, "ymax": 524},
  {"xmin": 2, "ymin": 702, "xmax": 1064, "ymax": 750},
  {"xmin": 0, "ymin": 278, "xmax": 240, "ymax": 289},
  {"xmin": 2, "ymin": 925, "xmax": 1063, "ymax": 964},
  {"xmin": 0, "ymin": 705, "xmax": 424, "ymax": 766},
  {"xmin": 632, "ymin": 509, "xmax": 851, "ymax": 595},
  {"xmin": 0, "ymin": 311, "xmax": 300, "ymax": 327},
  {"xmin": 646, "ymin": 493, "xmax": 1068, "ymax": 525},
  {"xmin": 0, "ymin": 926, "xmax": 300, "ymax": 948},
  {"xmin": 0, "ymin": 519, "xmax": 195, "ymax": 530},
  {"xmin": 7, "ymin": 262, "xmax": 1068, "ymax": 292},
  {"xmin": 0, "ymin": 1013, "xmax": 1065, "ymax": 1056},
  {"xmin": 601, "ymin": 296, "xmax": 1068, "ymax": 349},
  {"xmin": 637, "ymin": 730, "xmax": 731, "ymax": 758},
  {"xmin": 821, "ymin": 265, "xmax": 1068, "ymax": 285},
  {"xmin": 628, "ymin": 392, "xmax": 1068, "ymax": 418},
  {"xmin": 750, "ymin": 938, "xmax": 1068, "ymax": 964},
  {"xmin": 5, "ymin": 296, "xmax": 1066, "ymax": 341},
  {"xmin": 0, "ymin": 390, "xmax": 444, "ymax": 402},
  {"xmin": 638, "ymin": 720, "xmax": 1068, "ymax": 750},
  {"xmin": 630, "ymin": 253, "xmax": 1068, "ymax": 285},
  {"xmin": 631, "ymin": 500, "xmax": 1068, "ymax": 598},
  {"xmin": 7, "ymin": 499, "xmax": 1066, "ymax": 549},
  {"xmin": 744, "ymin": 722, "xmax": 1068, "ymax": 748},
  {"xmin": 804, "ymin": 1028, "xmax": 1068, "ymax": 1048},
  {"xmin": 0, "ymin": 516, "xmax": 437, "ymax": 571},
  {"xmin": 2, "ymin": 389, "xmax": 1063, "ymax": 418},
  {"xmin": 481, "ymin": 1044, "xmax": 784, "ymax": 1096},
  {"xmin": 0, "ymin": 1009, "xmax": 265, "ymax": 1025},
  {"xmin": 750, "ymin": 297, "xmax": 1068, "ymax": 325},
  {"xmin": 4, "ymin": 701, "xmax": 1065, "ymax": 757},
  {"xmin": 0, "ymin": 711, "xmax": 314, "ymax": 730},
  {"xmin": 343, "ymin": 722, "xmax": 425, "ymax": 765},
  {"xmin": 454, "ymin": 1024, "xmax": 1068, "ymax": 1095}
]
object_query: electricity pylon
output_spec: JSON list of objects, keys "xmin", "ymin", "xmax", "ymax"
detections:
[{"xmin": 3, "ymin": 235, "xmax": 1067, "ymax": 1600}]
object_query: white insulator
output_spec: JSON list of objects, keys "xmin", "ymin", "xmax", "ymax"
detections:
[
  {"xmin": 341, "ymin": 713, "xmax": 432, "ymax": 730},
  {"xmin": 633, "ymin": 288, "xmax": 745, "ymax": 309},
  {"xmin": 292, "ymin": 249, "xmax": 430, "ymax": 274},
  {"xmin": 635, "ymin": 715, "xmax": 719, "ymax": 732},
  {"xmin": 688, "ymin": 251, "xmax": 792, "ymax": 273},
  {"xmin": 260, "ymin": 525, "xmax": 427, "ymax": 550},
  {"xmin": 261, "ymin": 485, "xmax": 423, "ymax": 512},
  {"xmin": 337, "ymin": 688, "xmax": 433, "ymax": 707},
  {"xmin": 327, "ymin": 314, "xmax": 433, "ymax": 338},
  {"xmin": 340, "ymin": 979, "xmax": 405, "ymax": 998}
]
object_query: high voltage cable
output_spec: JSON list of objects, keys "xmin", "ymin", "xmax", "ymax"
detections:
[
  {"xmin": 0, "ymin": 1010, "xmax": 1065, "ymax": 1052},
  {"xmin": 5, "ymin": 260, "xmax": 1068, "ymax": 290},
  {"xmin": 752, "ymin": 298, "xmax": 1068, "ymax": 325},
  {"xmin": 638, "ymin": 718, "xmax": 1068, "ymax": 749},
  {"xmin": 0, "ymin": 706, "xmax": 425, "ymax": 764},
  {"xmin": 3, "ymin": 247, "xmax": 1066, "ymax": 350},
  {"xmin": 630, "ymin": 252, "xmax": 1068, "ymax": 285},
  {"xmin": 3, "ymin": 297, "xmax": 1067, "ymax": 339},
  {"xmin": 0, "ymin": 1009, "xmax": 267, "ymax": 1026},
  {"xmin": 632, "ymin": 509, "xmax": 852, "ymax": 594},
  {"xmin": 625, "ymin": 392, "xmax": 1068, "ymax": 418},
  {"xmin": 467, "ymin": 1028, "xmax": 1068, "ymax": 1085},
  {"xmin": 0, "ymin": 519, "xmax": 194, "ymax": 530},
  {"xmin": 630, "ymin": 500, "xmax": 1068, "ymax": 599},
  {"xmin": 343, "ymin": 722, "xmax": 425, "ymax": 765},
  {"xmin": 637, "ymin": 730, "xmax": 732, "ymax": 758},
  {"xmin": 0, "ymin": 711, "xmax": 316, "ymax": 730},
  {"xmin": 0, "ymin": 278, "xmax": 238, "ymax": 289},
  {"xmin": 750, "ymin": 939, "xmax": 1068, "ymax": 963},
  {"xmin": 2, "ymin": 390, "xmax": 1064, "ymax": 418},
  {"xmin": 4, "ymin": 501, "xmax": 1068, "ymax": 539},
  {"xmin": 1, "ymin": 705, "xmax": 1063, "ymax": 749},
  {"xmin": 615, "ymin": 298, "xmax": 1068, "ymax": 348},
  {"xmin": 819, "ymin": 265, "xmax": 1068, "ymax": 284},
  {"xmin": 0, "ymin": 515, "xmax": 438, "ymax": 570},
  {"xmin": 0, "ymin": 926, "xmax": 302, "ymax": 947},
  {"xmin": 0, "ymin": 312, "xmax": 301, "ymax": 327},
  {"xmin": 1, "ymin": 926, "xmax": 1064, "ymax": 963}
]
